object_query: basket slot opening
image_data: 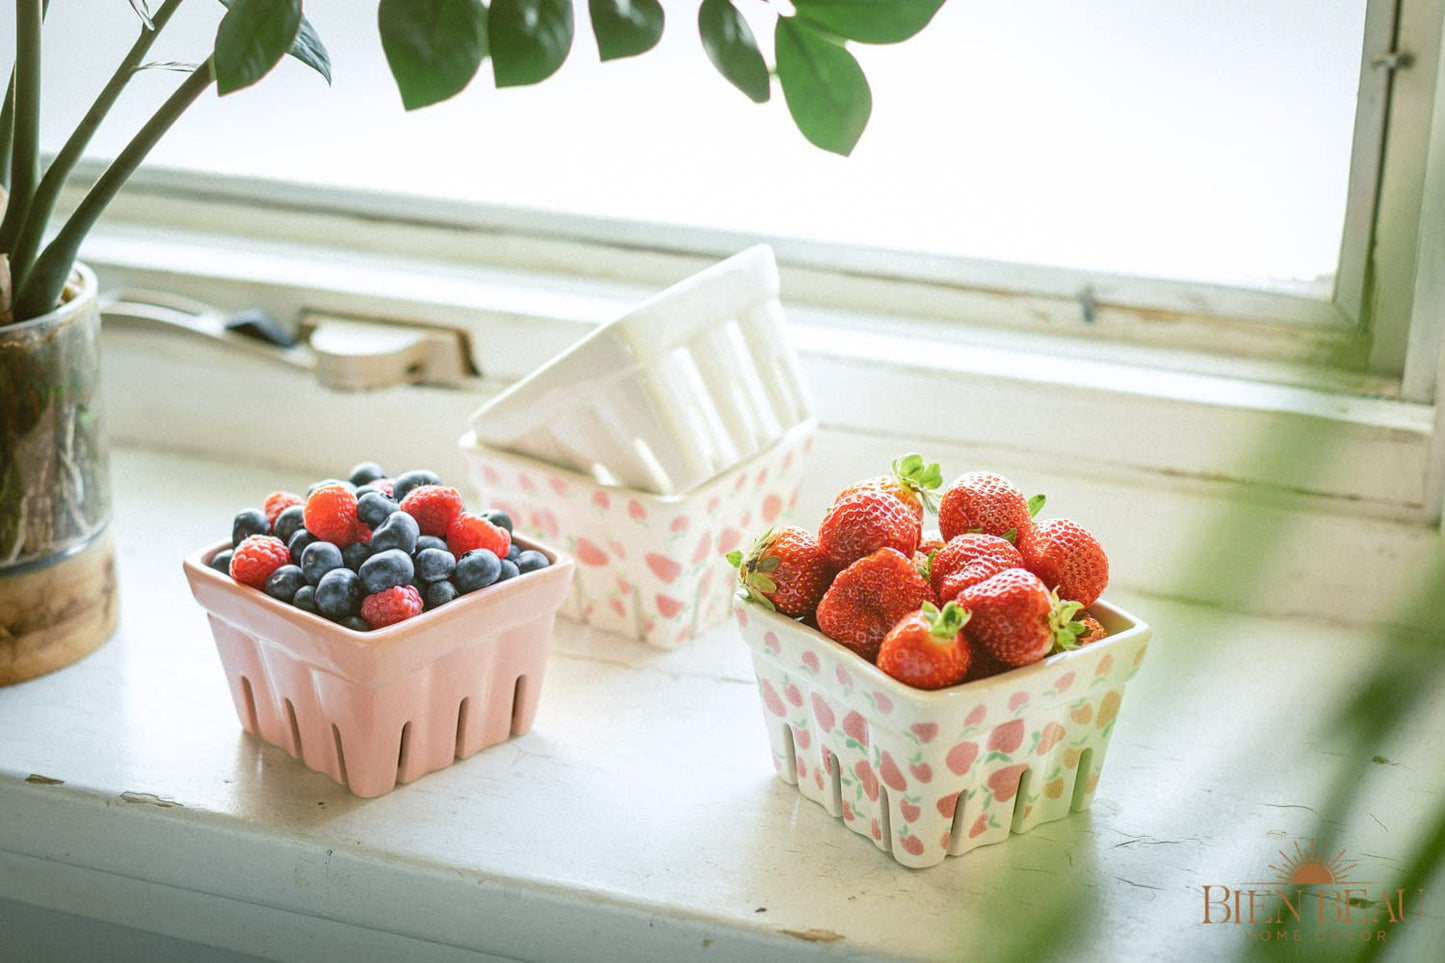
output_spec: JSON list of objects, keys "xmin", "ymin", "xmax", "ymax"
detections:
[
  {"xmin": 509, "ymin": 676, "xmax": 529, "ymax": 736},
  {"xmin": 1010, "ymin": 767, "xmax": 1034, "ymax": 832},
  {"xmin": 454, "ymin": 698, "xmax": 470, "ymax": 760},
  {"xmin": 397, "ymin": 721, "xmax": 413, "ymax": 781},
  {"xmin": 947, "ymin": 792, "xmax": 968, "ymax": 853},
  {"xmin": 283, "ymin": 698, "xmax": 302, "ymax": 758},
  {"xmin": 877, "ymin": 786, "xmax": 892, "ymax": 853},
  {"xmin": 826, "ymin": 750, "xmax": 843, "ymax": 816},
  {"xmin": 331, "ymin": 724, "xmax": 349, "ymax": 788},
  {"xmin": 780, "ymin": 724, "xmax": 797, "ymax": 783},
  {"xmin": 239, "ymin": 676, "xmax": 258, "ymax": 734},
  {"xmin": 1070, "ymin": 748, "xmax": 1095, "ymax": 812}
]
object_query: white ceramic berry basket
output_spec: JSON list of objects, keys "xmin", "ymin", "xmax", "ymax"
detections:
[
  {"xmin": 468, "ymin": 245, "xmax": 812, "ymax": 496},
  {"xmin": 734, "ymin": 595, "xmax": 1150, "ymax": 869},
  {"xmin": 182, "ymin": 535, "xmax": 575, "ymax": 798},
  {"xmin": 460, "ymin": 419, "xmax": 815, "ymax": 649}
]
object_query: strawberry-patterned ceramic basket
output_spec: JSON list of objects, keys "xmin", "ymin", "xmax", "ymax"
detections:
[
  {"xmin": 735, "ymin": 594, "xmax": 1151, "ymax": 868},
  {"xmin": 460, "ymin": 419, "xmax": 815, "ymax": 649}
]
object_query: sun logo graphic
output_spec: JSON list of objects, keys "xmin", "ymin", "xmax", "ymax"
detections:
[{"xmin": 1266, "ymin": 840, "xmax": 1359, "ymax": 887}]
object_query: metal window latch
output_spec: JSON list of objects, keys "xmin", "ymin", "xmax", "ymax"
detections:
[{"xmin": 1371, "ymin": 49, "xmax": 1413, "ymax": 71}]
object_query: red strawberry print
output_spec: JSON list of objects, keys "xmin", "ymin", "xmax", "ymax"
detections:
[
  {"xmin": 1054, "ymin": 671, "xmax": 1076, "ymax": 693},
  {"xmin": 534, "ymin": 508, "xmax": 559, "ymax": 538},
  {"xmin": 871, "ymin": 818, "xmax": 882, "ymax": 840},
  {"xmin": 810, "ymin": 693, "xmax": 835, "ymax": 731},
  {"xmin": 573, "ymin": 538, "xmax": 609, "ymax": 566},
  {"xmin": 718, "ymin": 528, "xmax": 743, "ymax": 554},
  {"xmin": 760, "ymin": 680, "xmax": 786, "ymax": 716},
  {"xmin": 784, "ymin": 683, "xmax": 803, "ymax": 707},
  {"xmin": 835, "ymin": 664, "xmax": 853, "ymax": 688},
  {"xmin": 609, "ymin": 597, "xmax": 626, "ymax": 618},
  {"xmin": 707, "ymin": 496, "xmax": 721, "ymax": 513},
  {"xmin": 901, "ymin": 835, "xmax": 925, "ymax": 856},
  {"xmin": 802, "ymin": 651, "xmax": 820, "ymax": 673},
  {"xmin": 873, "ymin": 691, "xmax": 894, "ymax": 713},
  {"xmin": 628, "ymin": 500, "xmax": 646, "ymax": 520},
  {"xmin": 735, "ymin": 603, "xmax": 749, "ymax": 628},
  {"xmin": 988, "ymin": 719, "xmax": 1025, "ymax": 753},
  {"xmin": 969, "ymin": 814, "xmax": 989, "ymax": 838},
  {"xmin": 646, "ymin": 554, "xmax": 681, "ymax": 582},
  {"xmin": 879, "ymin": 752, "xmax": 908, "ymax": 792},
  {"xmin": 965, "ymin": 704, "xmax": 986, "ymax": 726},
  {"xmin": 656, "ymin": 595, "xmax": 685, "ymax": 619},
  {"xmin": 608, "ymin": 539, "xmax": 628, "ymax": 560},
  {"xmin": 691, "ymin": 532, "xmax": 714, "ymax": 565},
  {"xmin": 946, "ymin": 741, "xmax": 979, "ymax": 775},
  {"xmin": 909, "ymin": 762, "xmax": 933, "ymax": 783},
  {"xmin": 1037, "ymin": 721, "xmax": 1067, "ymax": 755},
  {"xmin": 900, "ymin": 798, "xmax": 921, "ymax": 822},
  {"xmin": 740, "ymin": 511, "xmax": 752, "ymax": 528},
  {"xmin": 842, "ymin": 801, "xmax": 855, "ymax": 821},
  {"xmin": 794, "ymin": 728, "xmax": 811, "ymax": 749},
  {"xmin": 814, "ymin": 770, "xmax": 825, "ymax": 791},
  {"xmin": 617, "ymin": 575, "xmax": 632, "ymax": 594},
  {"xmin": 1009, "ymin": 690, "xmax": 1029, "ymax": 712},
  {"xmin": 784, "ymin": 452, "xmax": 795, "ymax": 471},
  {"xmin": 911, "ymin": 722, "xmax": 939, "ymax": 743},
  {"xmin": 941, "ymin": 832, "xmax": 953, "ymax": 850},
  {"xmin": 938, "ymin": 794, "xmax": 959, "ymax": 819},
  {"xmin": 842, "ymin": 711, "xmax": 869, "ymax": 747},
  {"xmin": 796, "ymin": 758, "xmax": 807, "ymax": 778},
  {"xmin": 481, "ymin": 464, "xmax": 500, "ymax": 484},
  {"xmin": 763, "ymin": 494, "xmax": 783, "ymax": 523},
  {"xmin": 549, "ymin": 477, "xmax": 568, "ymax": 497},
  {"xmin": 592, "ymin": 491, "xmax": 610, "ymax": 509},
  {"xmin": 670, "ymin": 515, "xmax": 689, "ymax": 533},
  {"xmin": 988, "ymin": 764, "xmax": 1029, "ymax": 802},
  {"xmin": 518, "ymin": 472, "xmax": 537, "ymax": 492},
  {"xmin": 854, "ymin": 760, "xmax": 880, "ymax": 801},
  {"xmin": 1096, "ymin": 653, "xmax": 1115, "ymax": 677},
  {"xmin": 756, "ymin": 468, "xmax": 769, "ymax": 486},
  {"xmin": 734, "ymin": 473, "xmax": 748, "ymax": 493},
  {"xmin": 764, "ymin": 631, "xmax": 781, "ymax": 653}
]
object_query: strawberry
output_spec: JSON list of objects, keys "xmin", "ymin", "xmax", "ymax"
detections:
[
  {"xmin": 878, "ymin": 601, "xmax": 972, "ymax": 690},
  {"xmin": 930, "ymin": 533, "xmax": 1023, "ymax": 603},
  {"xmin": 958, "ymin": 568, "xmax": 1081, "ymax": 667},
  {"xmin": 938, "ymin": 472, "xmax": 1045, "ymax": 544},
  {"xmin": 816, "ymin": 548, "xmax": 932, "ymax": 662},
  {"xmin": 727, "ymin": 526, "xmax": 834, "ymax": 617},
  {"xmin": 835, "ymin": 453, "xmax": 944, "ymax": 523},
  {"xmin": 818, "ymin": 488, "xmax": 921, "ymax": 568},
  {"xmin": 1021, "ymin": 517, "xmax": 1109, "ymax": 607},
  {"xmin": 963, "ymin": 642, "xmax": 1010, "ymax": 682},
  {"xmin": 1075, "ymin": 613, "xmax": 1108, "ymax": 645}
]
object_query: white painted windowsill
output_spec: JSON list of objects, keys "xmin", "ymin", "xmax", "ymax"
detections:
[{"xmin": 2, "ymin": 448, "xmax": 1442, "ymax": 963}]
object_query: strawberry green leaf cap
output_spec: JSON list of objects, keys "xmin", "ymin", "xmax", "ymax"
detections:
[
  {"xmin": 892, "ymin": 453, "xmax": 944, "ymax": 514},
  {"xmin": 915, "ymin": 546, "xmax": 940, "ymax": 582},
  {"xmin": 731, "ymin": 528, "xmax": 780, "ymax": 612},
  {"xmin": 920, "ymin": 599, "xmax": 970, "ymax": 641},
  {"xmin": 1028, "ymin": 493, "xmax": 1047, "ymax": 518},
  {"xmin": 1046, "ymin": 589, "xmax": 1087, "ymax": 653}
]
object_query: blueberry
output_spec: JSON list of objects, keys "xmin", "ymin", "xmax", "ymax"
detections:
[
  {"xmin": 481, "ymin": 509, "xmax": 513, "ymax": 534},
  {"xmin": 341, "ymin": 615, "xmax": 372, "ymax": 632},
  {"xmin": 415, "ymin": 547, "xmax": 456, "ymax": 583},
  {"xmin": 348, "ymin": 461, "xmax": 387, "ymax": 487},
  {"xmin": 340, "ymin": 542, "xmax": 370, "ymax": 571},
  {"xmin": 301, "ymin": 541, "xmax": 344, "ymax": 585},
  {"xmin": 360, "ymin": 549, "xmax": 414, "ymax": 594},
  {"xmin": 453, "ymin": 549, "xmax": 501, "ymax": 593},
  {"xmin": 424, "ymin": 580, "xmax": 459, "ymax": 610},
  {"xmin": 263, "ymin": 565, "xmax": 307, "ymax": 603},
  {"xmin": 209, "ymin": 549, "xmax": 234, "ymax": 574},
  {"xmin": 415, "ymin": 535, "xmax": 449, "ymax": 554},
  {"xmin": 232, "ymin": 508, "xmax": 270, "ymax": 546},
  {"xmin": 393, "ymin": 470, "xmax": 442, "ymax": 503},
  {"xmin": 273, "ymin": 505, "xmax": 306, "ymax": 545},
  {"xmin": 356, "ymin": 490, "xmax": 397, "ymax": 528},
  {"xmin": 288, "ymin": 528, "xmax": 317, "ymax": 559},
  {"xmin": 516, "ymin": 550, "xmax": 550, "ymax": 574},
  {"xmin": 370, "ymin": 510, "xmax": 419, "ymax": 555},
  {"xmin": 307, "ymin": 478, "xmax": 356, "ymax": 496},
  {"xmin": 316, "ymin": 568, "xmax": 365, "ymax": 619},
  {"xmin": 292, "ymin": 585, "xmax": 319, "ymax": 613},
  {"xmin": 497, "ymin": 559, "xmax": 520, "ymax": 583},
  {"xmin": 505, "ymin": 544, "xmax": 523, "ymax": 563}
]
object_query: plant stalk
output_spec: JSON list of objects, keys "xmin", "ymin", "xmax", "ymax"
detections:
[
  {"xmin": 8, "ymin": 0, "xmax": 187, "ymax": 294},
  {"xmin": 13, "ymin": 61, "xmax": 215, "ymax": 321},
  {"xmin": 0, "ymin": 77, "xmax": 15, "ymax": 191},
  {"xmin": 0, "ymin": 0, "xmax": 45, "ymax": 255}
]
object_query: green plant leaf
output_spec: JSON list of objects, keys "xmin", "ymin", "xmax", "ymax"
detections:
[
  {"xmin": 490, "ymin": 0, "xmax": 574, "ymax": 87},
  {"xmin": 697, "ymin": 0, "xmax": 769, "ymax": 104},
  {"xmin": 791, "ymin": 0, "xmax": 945, "ymax": 45},
  {"xmin": 775, "ymin": 16, "xmax": 871, "ymax": 156},
  {"xmin": 213, "ymin": 0, "xmax": 300, "ymax": 95},
  {"xmin": 1028, "ymin": 493, "xmax": 1047, "ymax": 518},
  {"xmin": 379, "ymin": 0, "xmax": 487, "ymax": 109},
  {"xmin": 726, "ymin": 549, "xmax": 744, "ymax": 567},
  {"xmin": 128, "ymin": 0, "xmax": 155, "ymax": 30},
  {"xmin": 217, "ymin": 0, "xmax": 330, "ymax": 85},
  {"xmin": 589, "ymin": 0, "xmax": 664, "ymax": 62}
]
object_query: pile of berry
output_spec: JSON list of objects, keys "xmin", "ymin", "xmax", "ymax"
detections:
[
  {"xmin": 730, "ymin": 455, "xmax": 1109, "ymax": 690},
  {"xmin": 210, "ymin": 462, "xmax": 552, "ymax": 631}
]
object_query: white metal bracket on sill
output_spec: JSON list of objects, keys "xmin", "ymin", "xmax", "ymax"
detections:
[{"xmin": 1371, "ymin": 49, "xmax": 1415, "ymax": 71}]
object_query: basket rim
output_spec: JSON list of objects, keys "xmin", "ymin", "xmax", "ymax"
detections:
[{"xmin": 737, "ymin": 592, "xmax": 1149, "ymax": 706}]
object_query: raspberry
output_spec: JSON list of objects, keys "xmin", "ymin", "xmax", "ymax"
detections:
[
  {"xmin": 360, "ymin": 478, "xmax": 394, "ymax": 497},
  {"xmin": 263, "ymin": 491, "xmax": 303, "ymax": 527},
  {"xmin": 303, "ymin": 484, "xmax": 359, "ymax": 546},
  {"xmin": 399, "ymin": 485, "xmax": 465, "ymax": 537},
  {"xmin": 361, "ymin": 585, "xmax": 424, "ymax": 628},
  {"xmin": 230, "ymin": 535, "xmax": 290, "ymax": 588},
  {"xmin": 447, "ymin": 512, "xmax": 511, "ymax": 559},
  {"xmin": 352, "ymin": 520, "xmax": 372, "ymax": 544}
]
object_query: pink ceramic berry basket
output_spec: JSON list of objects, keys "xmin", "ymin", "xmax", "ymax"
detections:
[
  {"xmin": 459, "ymin": 419, "xmax": 815, "ymax": 649},
  {"xmin": 182, "ymin": 536, "xmax": 575, "ymax": 798},
  {"xmin": 735, "ymin": 595, "xmax": 1151, "ymax": 869}
]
